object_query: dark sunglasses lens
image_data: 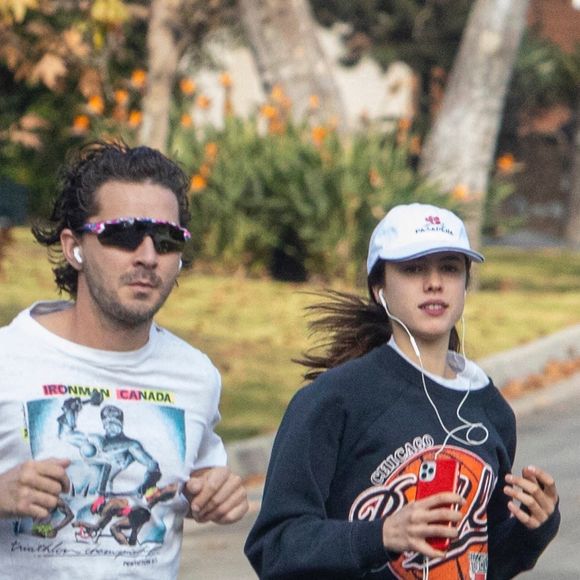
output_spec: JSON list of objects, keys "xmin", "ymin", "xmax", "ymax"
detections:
[
  {"xmin": 97, "ymin": 222, "xmax": 186, "ymax": 253},
  {"xmin": 97, "ymin": 222, "xmax": 144, "ymax": 250},
  {"xmin": 151, "ymin": 224, "xmax": 186, "ymax": 253}
]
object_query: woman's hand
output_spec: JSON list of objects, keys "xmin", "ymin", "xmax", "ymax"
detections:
[
  {"xmin": 381, "ymin": 492, "xmax": 465, "ymax": 559},
  {"xmin": 504, "ymin": 465, "xmax": 558, "ymax": 529}
]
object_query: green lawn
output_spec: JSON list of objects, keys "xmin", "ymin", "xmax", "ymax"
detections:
[{"xmin": 1, "ymin": 228, "xmax": 579, "ymax": 441}]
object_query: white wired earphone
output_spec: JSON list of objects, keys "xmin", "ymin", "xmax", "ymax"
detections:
[
  {"xmin": 378, "ymin": 287, "xmax": 488, "ymax": 579},
  {"xmin": 377, "ymin": 288, "xmax": 488, "ymax": 453}
]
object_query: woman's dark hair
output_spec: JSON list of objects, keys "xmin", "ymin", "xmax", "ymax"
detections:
[
  {"xmin": 32, "ymin": 140, "xmax": 191, "ymax": 297},
  {"xmin": 296, "ymin": 258, "xmax": 471, "ymax": 381}
]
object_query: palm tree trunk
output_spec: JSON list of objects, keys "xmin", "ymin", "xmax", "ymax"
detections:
[
  {"xmin": 420, "ymin": 0, "xmax": 530, "ymax": 260},
  {"xmin": 239, "ymin": 0, "xmax": 347, "ymax": 128}
]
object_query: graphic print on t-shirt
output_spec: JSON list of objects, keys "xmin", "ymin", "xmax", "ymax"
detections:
[
  {"xmin": 15, "ymin": 384, "xmax": 186, "ymax": 558},
  {"xmin": 349, "ymin": 444, "xmax": 493, "ymax": 579}
]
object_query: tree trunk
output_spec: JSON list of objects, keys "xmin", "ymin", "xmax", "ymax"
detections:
[
  {"xmin": 564, "ymin": 97, "xmax": 580, "ymax": 248},
  {"xmin": 238, "ymin": 0, "xmax": 348, "ymax": 128},
  {"xmin": 420, "ymin": 0, "xmax": 530, "ymax": 258},
  {"xmin": 139, "ymin": 0, "xmax": 182, "ymax": 152}
]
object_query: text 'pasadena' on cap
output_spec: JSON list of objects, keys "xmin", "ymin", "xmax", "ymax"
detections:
[{"xmin": 366, "ymin": 203, "xmax": 485, "ymax": 274}]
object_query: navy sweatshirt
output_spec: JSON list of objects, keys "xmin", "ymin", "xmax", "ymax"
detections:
[{"xmin": 245, "ymin": 345, "xmax": 560, "ymax": 579}]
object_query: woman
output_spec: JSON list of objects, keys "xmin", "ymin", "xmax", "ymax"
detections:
[{"xmin": 245, "ymin": 203, "xmax": 560, "ymax": 579}]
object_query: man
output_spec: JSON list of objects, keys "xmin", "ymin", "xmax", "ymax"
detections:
[{"xmin": 0, "ymin": 141, "xmax": 248, "ymax": 578}]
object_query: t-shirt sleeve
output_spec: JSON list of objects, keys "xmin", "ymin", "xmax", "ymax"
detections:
[{"xmin": 191, "ymin": 365, "xmax": 227, "ymax": 469}]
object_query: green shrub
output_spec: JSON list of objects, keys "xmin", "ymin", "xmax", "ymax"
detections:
[{"xmin": 174, "ymin": 116, "xmax": 449, "ymax": 283}]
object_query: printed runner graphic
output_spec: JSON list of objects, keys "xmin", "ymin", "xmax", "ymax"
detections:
[
  {"xmin": 16, "ymin": 384, "xmax": 185, "ymax": 560},
  {"xmin": 349, "ymin": 445, "xmax": 493, "ymax": 579}
]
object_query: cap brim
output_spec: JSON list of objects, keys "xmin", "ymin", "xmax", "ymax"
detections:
[{"xmin": 379, "ymin": 246, "xmax": 485, "ymax": 263}]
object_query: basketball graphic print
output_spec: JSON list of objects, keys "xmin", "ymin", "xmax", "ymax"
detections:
[{"xmin": 349, "ymin": 445, "xmax": 493, "ymax": 579}]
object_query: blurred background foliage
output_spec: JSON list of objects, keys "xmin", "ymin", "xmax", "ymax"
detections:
[
  {"xmin": 1, "ymin": 0, "xmax": 579, "ymax": 279},
  {"xmin": 177, "ymin": 109, "xmax": 447, "ymax": 283}
]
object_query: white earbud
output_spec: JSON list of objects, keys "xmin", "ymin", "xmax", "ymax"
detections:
[
  {"xmin": 177, "ymin": 258, "xmax": 183, "ymax": 272},
  {"xmin": 73, "ymin": 247, "xmax": 83, "ymax": 264},
  {"xmin": 378, "ymin": 289, "xmax": 421, "ymax": 358}
]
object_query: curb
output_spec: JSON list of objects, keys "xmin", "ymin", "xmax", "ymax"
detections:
[
  {"xmin": 509, "ymin": 373, "xmax": 580, "ymax": 418},
  {"xmin": 226, "ymin": 325, "xmax": 580, "ymax": 480},
  {"xmin": 477, "ymin": 325, "xmax": 580, "ymax": 389}
]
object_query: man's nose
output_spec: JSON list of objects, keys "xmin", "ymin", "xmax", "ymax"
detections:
[{"xmin": 133, "ymin": 234, "xmax": 159, "ymax": 267}]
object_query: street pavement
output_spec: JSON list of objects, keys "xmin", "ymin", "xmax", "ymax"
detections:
[{"xmin": 178, "ymin": 373, "xmax": 580, "ymax": 579}]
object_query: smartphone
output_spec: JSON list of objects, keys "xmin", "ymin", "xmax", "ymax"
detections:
[{"xmin": 415, "ymin": 458, "xmax": 460, "ymax": 551}]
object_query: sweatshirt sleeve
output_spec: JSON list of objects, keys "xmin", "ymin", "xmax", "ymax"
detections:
[
  {"xmin": 487, "ymin": 500, "xmax": 560, "ymax": 579},
  {"xmin": 244, "ymin": 384, "xmax": 389, "ymax": 579},
  {"xmin": 486, "ymin": 394, "xmax": 561, "ymax": 578}
]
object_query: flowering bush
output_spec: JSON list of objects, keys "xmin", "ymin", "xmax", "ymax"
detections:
[
  {"xmin": 173, "ymin": 109, "xmax": 447, "ymax": 282},
  {"xmin": 69, "ymin": 72, "xmax": 454, "ymax": 282}
]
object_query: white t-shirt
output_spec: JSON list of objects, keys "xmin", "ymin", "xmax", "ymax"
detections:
[
  {"xmin": 0, "ymin": 301, "xmax": 227, "ymax": 579},
  {"xmin": 388, "ymin": 337, "xmax": 489, "ymax": 390}
]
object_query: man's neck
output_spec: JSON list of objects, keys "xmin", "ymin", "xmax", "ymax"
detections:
[{"xmin": 33, "ymin": 302, "xmax": 152, "ymax": 352}]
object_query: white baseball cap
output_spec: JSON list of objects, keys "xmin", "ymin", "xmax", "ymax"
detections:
[{"xmin": 367, "ymin": 203, "xmax": 484, "ymax": 274}]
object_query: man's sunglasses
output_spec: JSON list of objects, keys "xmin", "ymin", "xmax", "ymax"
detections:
[{"xmin": 78, "ymin": 217, "xmax": 191, "ymax": 254}]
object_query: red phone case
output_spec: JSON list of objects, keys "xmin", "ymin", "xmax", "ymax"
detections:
[{"xmin": 415, "ymin": 458, "xmax": 460, "ymax": 550}]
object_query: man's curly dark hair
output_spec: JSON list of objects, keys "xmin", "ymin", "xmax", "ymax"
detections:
[{"xmin": 32, "ymin": 140, "xmax": 191, "ymax": 298}]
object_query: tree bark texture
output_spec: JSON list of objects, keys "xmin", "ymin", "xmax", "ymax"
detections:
[
  {"xmin": 238, "ymin": 0, "xmax": 348, "ymax": 127},
  {"xmin": 420, "ymin": 0, "xmax": 530, "ymax": 255},
  {"xmin": 139, "ymin": 0, "xmax": 182, "ymax": 152}
]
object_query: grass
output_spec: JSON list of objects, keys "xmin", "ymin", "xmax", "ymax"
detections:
[{"xmin": 1, "ymin": 228, "xmax": 579, "ymax": 441}]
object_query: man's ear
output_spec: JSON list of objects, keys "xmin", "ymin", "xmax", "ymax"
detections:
[{"xmin": 61, "ymin": 229, "xmax": 83, "ymax": 270}]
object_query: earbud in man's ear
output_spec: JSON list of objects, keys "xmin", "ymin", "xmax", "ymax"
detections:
[
  {"xmin": 178, "ymin": 258, "xmax": 183, "ymax": 272},
  {"xmin": 73, "ymin": 247, "xmax": 83, "ymax": 264}
]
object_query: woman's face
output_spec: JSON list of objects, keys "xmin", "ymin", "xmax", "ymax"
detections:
[{"xmin": 378, "ymin": 252, "xmax": 468, "ymax": 347}]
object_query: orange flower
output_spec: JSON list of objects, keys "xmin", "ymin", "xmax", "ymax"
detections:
[
  {"xmin": 308, "ymin": 95, "xmax": 320, "ymax": 110},
  {"xmin": 496, "ymin": 153, "xmax": 515, "ymax": 174},
  {"xmin": 131, "ymin": 69, "xmax": 147, "ymax": 89},
  {"xmin": 179, "ymin": 78, "xmax": 196, "ymax": 95},
  {"xmin": 87, "ymin": 95, "xmax": 105, "ymax": 115},
  {"xmin": 398, "ymin": 117, "xmax": 412, "ymax": 132},
  {"xmin": 199, "ymin": 163, "xmax": 211, "ymax": 178},
  {"xmin": 204, "ymin": 142, "xmax": 218, "ymax": 161},
  {"xmin": 397, "ymin": 117, "xmax": 412, "ymax": 145},
  {"xmin": 270, "ymin": 84, "xmax": 285, "ymax": 104},
  {"xmin": 219, "ymin": 72, "xmax": 233, "ymax": 89},
  {"xmin": 72, "ymin": 114, "xmax": 90, "ymax": 133},
  {"xmin": 128, "ymin": 110, "xmax": 142, "ymax": 127},
  {"xmin": 311, "ymin": 125, "xmax": 327, "ymax": 146},
  {"xmin": 268, "ymin": 118, "xmax": 286, "ymax": 135},
  {"xmin": 451, "ymin": 183, "xmax": 470, "ymax": 201},
  {"xmin": 410, "ymin": 135, "xmax": 422, "ymax": 156},
  {"xmin": 180, "ymin": 113, "xmax": 193, "ymax": 128},
  {"xmin": 196, "ymin": 95, "xmax": 211, "ymax": 110},
  {"xmin": 369, "ymin": 168, "xmax": 383, "ymax": 188},
  {"xmin": 190, "ymin": 174, "xmax": 207, "ymax": 192},
  {"xmin": 260, "ymin": 104, "xmax": 278, "ymax": 120},
  {"xmin": 114, "ymin": 89, "xmax": 129, "ymax": 105},
  {"xmin": 224, "ymin": 95, "xmax": 234, "ymax": 117}
]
